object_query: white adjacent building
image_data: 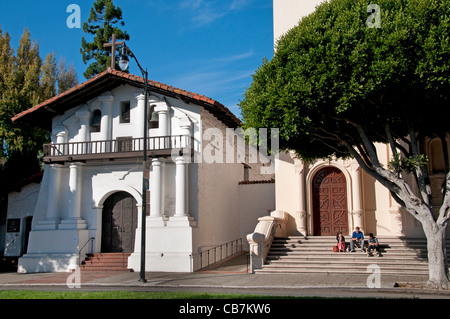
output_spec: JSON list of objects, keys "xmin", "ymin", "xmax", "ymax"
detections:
[
  {"xmin": 264, "ymin": 0, "xmax": 448, "ymax": 238},
  {"xmin": 7, "ymin": 68, "xmax": 274, "ymax": 273}
]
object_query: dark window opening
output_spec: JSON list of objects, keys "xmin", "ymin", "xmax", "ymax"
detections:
[
  {"xmin": 90, "ymin": 109, "xmax": 102, "ymax": 133},
  {"xmin": 120, "ymin": 101, "xmax": 131, "ymax": 124}
]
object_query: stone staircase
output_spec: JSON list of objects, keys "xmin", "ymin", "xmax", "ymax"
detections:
[
  {"xmin": 256, "ymin": 236, "xmax": 450, "ymax": 277},
  {"xmin": 80, "ymin": 253, "xmax": 133, "ymax": 272}
]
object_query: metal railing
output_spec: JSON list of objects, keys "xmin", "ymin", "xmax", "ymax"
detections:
[
  {"xmin": 78, "ymin": 237, "xmax": 95, "ymax": 266},
  {"xmin": 198, "ymin": 238, "xmax": 243, "ymax": 270},
  {"xmin": 43, "ymin": 135, "xmax": 193, "ymax": 158}
]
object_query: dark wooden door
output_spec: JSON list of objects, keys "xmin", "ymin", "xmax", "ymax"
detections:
[
  {"xmin": 313, "ymin": 167, "xmax": 348, "ymax": 236},
  {"xmin": 101, "ymin": 192, "xmax": 137, "ymax": 253}
]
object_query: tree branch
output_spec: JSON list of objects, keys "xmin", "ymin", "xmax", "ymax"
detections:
[
  {"xmin": 385, "ymin": 122, "xmax": 398, "ymax": 156},
  {"xmin": 409, "ymin": 127, "xmax": 432, "ymax": 207},
  {"xmin": 438, "ymin": 132, "xmax": 450, "ymax": 201},
  {"xmin": 437, "ymin": 172, "xmax": 450, "ymax": 227},
  {"xmin": 353, "ymin": 124, "xmax": 381, "ymax": 168}
]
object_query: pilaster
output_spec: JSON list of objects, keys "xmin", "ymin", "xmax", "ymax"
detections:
[{"xmin": 351, "ymin": 162, "xmax": 364, "ymax": 233}]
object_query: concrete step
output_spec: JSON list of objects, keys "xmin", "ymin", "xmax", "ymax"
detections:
[{"xmin": 258, "ymin": 236, "xmax": 449, "ymax": 276}]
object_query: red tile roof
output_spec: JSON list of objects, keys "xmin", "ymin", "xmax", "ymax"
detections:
[{"xmin": 12, "ymin": 68, "xmax": 241, "ymax": 128}]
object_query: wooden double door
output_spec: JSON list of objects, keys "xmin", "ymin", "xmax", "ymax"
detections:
[
  {"xmin": 101, "ymin": 192, "xmax": 138, "ymax": 253},
  {"xmin": 313, "ymin": 167, "xmax": 349, "ymax": 236}
]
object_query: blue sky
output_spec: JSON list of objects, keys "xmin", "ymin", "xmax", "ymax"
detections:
[{"xmin": 0, "ymin": 0, "xmax": 274, "ymax": 118}]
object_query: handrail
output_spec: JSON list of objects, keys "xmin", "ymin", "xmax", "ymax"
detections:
[
  {"xmin": 78, "ymin": 237, "xmax": 95, "ymax": 266},
  {"xmin": 198, "ymin": 238, "xmax": 243, "ymax": 270},
  {"xmin": 4, "ymin": 239, "xmax": 15, "ymax": 251}
]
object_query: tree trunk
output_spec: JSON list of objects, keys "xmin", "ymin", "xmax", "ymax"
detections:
[{"xmin": 424, "ymin": 224, "xmax": 449, "ymax": 289}]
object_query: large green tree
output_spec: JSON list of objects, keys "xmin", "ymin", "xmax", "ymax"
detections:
[
  {"xmin": 0, "ymin": 27, "xmax": 78, "ymax": 208},
  {"xmin": 240, "ymin": 0, "xmax": 450, "ymax": 289},
  {"xmin": 81, "ymin": 0, "xmax": 130, "ymax": 79}
]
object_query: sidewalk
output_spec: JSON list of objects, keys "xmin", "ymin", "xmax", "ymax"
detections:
[{"xmin": 0, "ymin": 254, "xmax": 448, "ymax": 299}]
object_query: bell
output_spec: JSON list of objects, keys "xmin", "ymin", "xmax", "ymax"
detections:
[{"xmin": 150, "ymin": 111, "xmax": 158, "ymax": 122}]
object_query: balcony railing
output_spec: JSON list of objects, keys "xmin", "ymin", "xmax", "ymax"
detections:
[{"xmin": 43, "ymin": 135, "xmax": 193, "ymax": 163}]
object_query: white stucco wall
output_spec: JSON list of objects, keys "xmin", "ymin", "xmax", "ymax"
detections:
[
  {"xmin": 273, "ymin": 0, "xmax": 325, "ymax": 45},
  {"xmin": 238, "ymin": 182, "xmax": 276, "ymax": 250},
  {"xmin": 192, "ymin": 107, "xmax": 275, "ymax": 269},
  {"xmin": 4, "ymin": 182, "xmax": 40, "ymax": 257}
]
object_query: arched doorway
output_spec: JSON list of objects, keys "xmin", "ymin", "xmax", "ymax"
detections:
[
  {"xmin": 312, "ymin": 167, "xmax": 348, "ymax": 236},
  {"xmin": 101, "ymin": 191, "xmax": 138, "ymax": 253}
]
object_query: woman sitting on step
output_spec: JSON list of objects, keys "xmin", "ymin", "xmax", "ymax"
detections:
[{"xmin": 336, "ymin": 232, "xmax": 346, "ymax": 252}]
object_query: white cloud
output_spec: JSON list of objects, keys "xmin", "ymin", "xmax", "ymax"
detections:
[
  {"xmin": 178, "ymin": 0, "xmax": 252, "ymax": 28},
  {"xmin": 211, "ymin": 50, "xmax": 254, "ymax": 64},
  {"xmin": 165, "ymin": 50, "xmax": 255, "ymax": 99},
  {"xmin": 230, "ymin": 0, "xmax": 252, "ymax": 10},
  {"xmin": 180, "ymin": 0, "xmax": 204, "ymax": 9},
  {"xmin": 191, "ymin": 8, "xmax": 227, "ymax": 27}
]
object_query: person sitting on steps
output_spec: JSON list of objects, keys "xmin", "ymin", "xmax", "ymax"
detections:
[
  {"xmin": 367, "ymin": 233, "xmax": 381, "ymax": 257},
  {"xmin": 350, "ymin": 226, "xmax": 365, "ymax": 252},
  {"xmin": 336, "ymin": 232, "xmax": 346, "ymax": 252}
]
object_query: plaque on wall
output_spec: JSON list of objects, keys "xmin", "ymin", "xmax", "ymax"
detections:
[{"xmin": 7, "ymin": 218, "xmax": 20, "ymax": 233}]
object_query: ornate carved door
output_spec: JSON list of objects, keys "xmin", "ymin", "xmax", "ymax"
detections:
[
  {"xmin": 101, "ymin": 192, "xmax": 138, "ymax": 253},
  {"xmin": 313, "ymin": 167, "xmax": 348, "ymax": 236}
]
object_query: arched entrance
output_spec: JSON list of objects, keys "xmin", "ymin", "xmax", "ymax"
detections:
[
  {"xmin": 101, "ymin": 191, "xmax": 138, "ymax": 253},
  {"xmin": 312, "ymin": 167, "xmax": 348, "ymax": 236}
]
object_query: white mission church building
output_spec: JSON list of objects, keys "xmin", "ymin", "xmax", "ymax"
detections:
[{"xmin": 6, "ymin": 68, "xmax": 275, "ymax": 273}]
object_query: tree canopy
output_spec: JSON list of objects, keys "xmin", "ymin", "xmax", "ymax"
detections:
[
  {"xmin": 0, "ymin": 27, "xmax": 78, "ymax": 207},
  {"xmin": 241, "ymin": 0, "xmax": 449, "ymax": 161},
  {"xmin": 240, "ymin": 0, "xmax": 450, "ymax": 288},
  {"xmin": 81, "ymin": 0, "xmax": 129, "ymax": 79}
]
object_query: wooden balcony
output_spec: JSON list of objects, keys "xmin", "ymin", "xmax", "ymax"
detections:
[{"xmin": 43, "ymin": 135, "xmax": 193, "ymax": 164}]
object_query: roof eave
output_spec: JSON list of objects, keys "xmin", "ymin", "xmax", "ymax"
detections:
[{"xmin": 12, "ymin": 68, "xmax": 241, "ymax": 129}]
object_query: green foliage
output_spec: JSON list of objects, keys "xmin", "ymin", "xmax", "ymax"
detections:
[
  {"xmin": 240, "ymin": 0, "xmax": 450, "ymax": 163},
  {"xmin": 389, "ymin": 153, "xmax": 428, "ymax": 177},
  {"xmin": 57, "ymin": 58, "xmax": 79, "ymax": 93},
  {"xmin": 81, "ymin": 0, "xmax": 129, "ymax": 79},
  {"xmin": 0, "ymin": 26, "xmax": 78, "ymax": 206}
]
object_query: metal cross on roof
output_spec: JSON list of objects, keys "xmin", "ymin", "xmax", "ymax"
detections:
[{"xmin": 103, "ymin": 34, "xmax": 125, "ymax": 70}]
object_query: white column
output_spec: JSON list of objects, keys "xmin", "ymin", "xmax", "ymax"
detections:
[
  {"xmin": 154, "ymin": 102, "xmax": 170, "ymax": 137},
  {"xmin": 54, "ymin": 127, "xmax": 66, "ymax": 157},
  {"xmin": 175, "ymin": 156, "xmax": 188, "ymax": 217},
  {"xmin": 150, "ymin": 158, "xmax": 164, "ymax": 218},
  {"xmin": 76, "ymin": 110, "xmax": 90, "ymax": 154},
  {"xmin": 98, "ymin": 92, "xmax": 114, "ymax": 152},
  {"xmin": 68, "ymin": 163, "xmax": 81, "ymax": 219},
  {"xmin": 135, "ymin": 94, "xmax": 146, "ymax": 140},
  {"xmin": 60, "ymin": 163, "xmax": 87, "ymax": 229},
  {"xmin": 178, "ymin": 116, "xmax": 193, "ymax": 149},
  {"xmin": 351, "ymin": 163, "xmax": 364, "ymax": 234},
  {"xmin": 295, "ymin": 162, "xmax": 307, "ymax": 236}
]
